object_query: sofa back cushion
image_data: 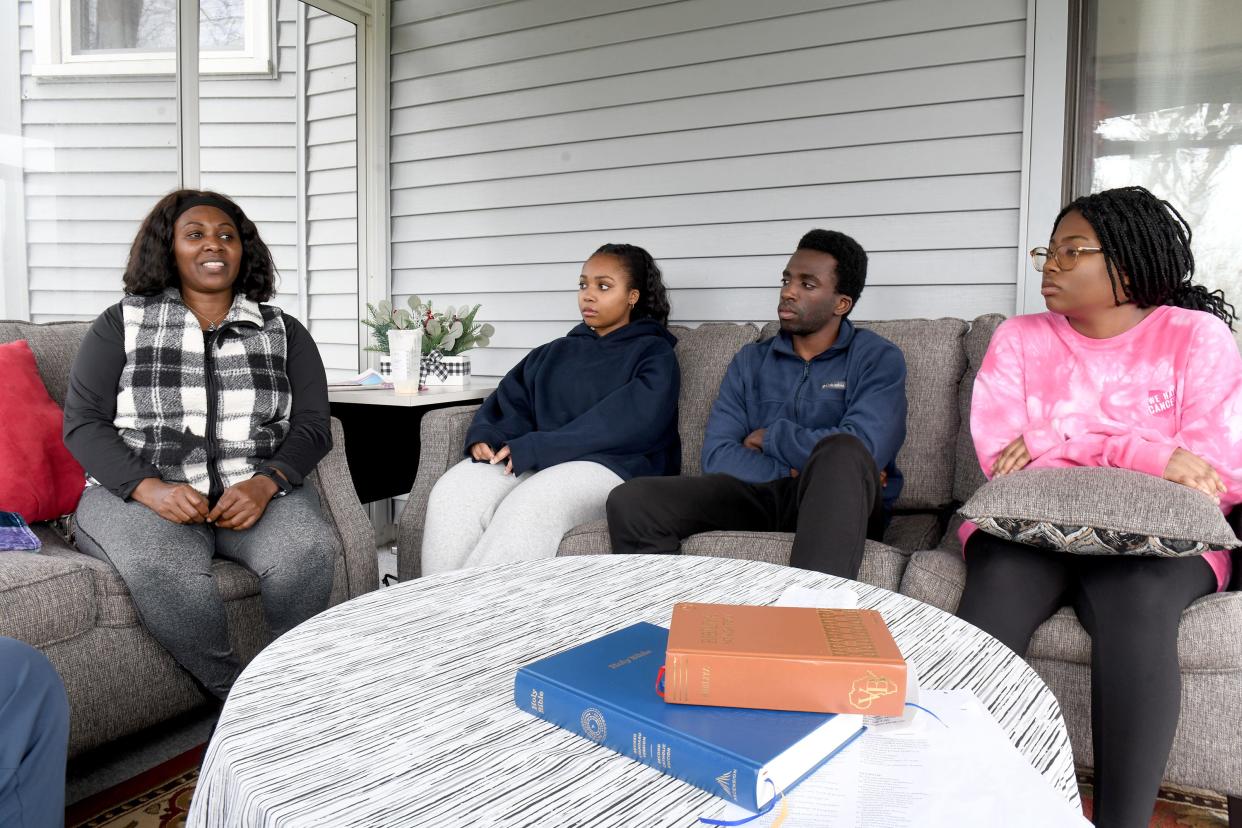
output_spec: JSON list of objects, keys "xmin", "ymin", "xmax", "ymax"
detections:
[
  {"xmin": 0, "ymin": 320, "xmax": 90, "ymax": 408},
  {"xmin": 953, "ymin": 314, "xmax": 1006, "ymax": 503},
  {"xmin": 668, "ymin": 323, "xmax": 760, "ymax": 476},
  {"xmin": 759, "ymin": 318, "xmax": 969, "ymax": 510},
  {"xmin": 857, "ymin": 319, "xmax": 968, "ymax": 509}
]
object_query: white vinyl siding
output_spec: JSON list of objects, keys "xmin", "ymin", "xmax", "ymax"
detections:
[
  {"xmin": 15, "ymin": 0, "xmax": 300, "ymax": 322},
  {"xmin": 304, "ymin": 7, "xmax": 360, "ymax": 380},
  {"xmin": 200, "ymin": 0, "xmax": 301, "ymax": 321},
  {"xmin": 12, "ymin": 0, "xmax": 360, "ymax": 380},
  {"xmin": 18, "ymin": 0, "xmax": 179, "ymax": 321},
  {"xmin": 389, "ymin": 0, "xmax": 1028, "ymax": 378}
]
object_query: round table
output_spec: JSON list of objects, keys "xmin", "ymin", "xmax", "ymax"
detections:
[{"xmin": 187, "ymin": 555, "xmax": 1078, "ymax": 827}]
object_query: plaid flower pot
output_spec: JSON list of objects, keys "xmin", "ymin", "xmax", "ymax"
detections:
[{"xmin": 420, "ymin": 352, "xmax": 471, "ymax": 386}]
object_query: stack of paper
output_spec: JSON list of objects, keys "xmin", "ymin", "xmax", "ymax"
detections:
[
  {"xmin": 327, "ymin": 369, "xmax": 392, "ymax": 390},
  {"xmin": 714, "ymin": 687, "xmax": 1088, "ymax": 827},
  {"xmin": 706, "ymin": 585, "xmax": 1088, "ymax": 827}
]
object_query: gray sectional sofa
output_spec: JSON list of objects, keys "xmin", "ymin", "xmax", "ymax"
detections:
[
  {"xmin": 0, "ymin": 319, "xmax": 377, "ymax": 758},
  {"xmin": 398, "ymin": 315, "xmax": 1242, "ymax": 812}
]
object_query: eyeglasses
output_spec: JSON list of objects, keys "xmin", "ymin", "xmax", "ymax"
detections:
[{"xmin": 1029, "ymin": 245, "xmax": 1102, "ymax": 272}]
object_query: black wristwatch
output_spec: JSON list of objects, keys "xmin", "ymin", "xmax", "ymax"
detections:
[{"xmin": 253, "ymin": 467, "xmax": 293, "ymax": 498}]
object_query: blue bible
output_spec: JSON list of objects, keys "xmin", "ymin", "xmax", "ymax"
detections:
[{"xmin": 513, "ymin": 622, "xmax": 865, "ymax": 812}]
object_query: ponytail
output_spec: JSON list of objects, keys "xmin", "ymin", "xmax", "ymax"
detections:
[{"xmin": 592, "ymin": 243, "xmax": 672, "ymax": 327}]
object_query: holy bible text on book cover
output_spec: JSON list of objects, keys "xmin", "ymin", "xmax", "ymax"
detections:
[{"xmin": 664, "ymin": 603, "xmax": 907, "ymax": 716}]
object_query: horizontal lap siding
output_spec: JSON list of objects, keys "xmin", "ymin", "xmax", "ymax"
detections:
[
  {"xmin": 389, "ymin": 0, "xmax": 1028, "ymax": 378},
  {"xmin": 19, "ymin": 0, "xmax": 301, "ymax": 322},
  {"xmin": 19, "ymin": 0, "xmax": 367, "ymax": 382},
  {"xmin": 305, "ymin": 7, "xmax": 360, "ymax": 380},
  {"xmin": 199, "ymin": 0, "xmax": 300, "ymax": 320},
  {"xmin": 18, "ymin": 0, "xmax": 177, "ymax": 321}
]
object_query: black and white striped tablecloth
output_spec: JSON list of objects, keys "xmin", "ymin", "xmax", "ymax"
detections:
[{"xmin": 187, "ymin": 555, "xmax": 1078, "ymax": 827}]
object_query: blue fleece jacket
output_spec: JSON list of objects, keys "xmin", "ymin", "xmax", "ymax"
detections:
[
  {"xmin": 702, "ymin": 319, "xmax": 907, "ymax": 506},
  {"xmin": 464, "ymin": 318, "xmax": 680, "ymax": 480}
]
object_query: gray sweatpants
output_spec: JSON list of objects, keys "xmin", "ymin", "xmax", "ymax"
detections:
[
  {"xmin": 421, "ymin": 459, "xmax": 623, "ymax": 575},
  {"xmin": 74, "ymin": 484, "xmax": 337, "ymax": 700}
]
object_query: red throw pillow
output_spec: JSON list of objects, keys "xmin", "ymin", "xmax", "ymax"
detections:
[{"xmin": 0, "ymin": 340, "xmax": 86, "ymax": 522}]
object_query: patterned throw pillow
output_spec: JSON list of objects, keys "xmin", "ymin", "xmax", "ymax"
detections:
[{"xmin": 959, "ymin": 467, "xmax": 1240, "ymax": 557}]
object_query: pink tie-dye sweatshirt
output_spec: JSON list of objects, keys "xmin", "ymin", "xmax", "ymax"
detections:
[{"xmin": 964, "ymin": 306, "xmax": 1242, "ymax": 590}]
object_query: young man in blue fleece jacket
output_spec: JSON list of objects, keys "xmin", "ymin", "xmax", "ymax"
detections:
[{"xmin": 606, "ymin": 229, "xmax": 907, "ymax": 577}]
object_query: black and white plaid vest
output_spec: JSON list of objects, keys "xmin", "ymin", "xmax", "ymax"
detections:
[{"xmin": 114, "ymin": 289, "xmax": 292, "ymax": 495}]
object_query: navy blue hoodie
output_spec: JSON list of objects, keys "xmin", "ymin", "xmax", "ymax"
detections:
[
  {"xmin": 464, "ymin": 318, "xmax": 680, "ymax": 480},
  {"xmin": 702, "ymin": 319, "xmax": 907, "ymax": 507}
]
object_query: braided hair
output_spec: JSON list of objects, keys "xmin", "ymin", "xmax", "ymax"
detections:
[
  {"xmin": 592, "ymin": 243, "xmax": 671, "ymax": 327},
  {"xmin": 1056, "ymin": 186, "xmax": 1235, "ymax": 329}
]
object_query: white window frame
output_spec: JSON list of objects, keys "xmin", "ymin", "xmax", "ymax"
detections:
[
  {"xmin": 32, "ymin": 0, "xmax": 273, "ymax": 78},
  {"xmin": 13, "ymin": 0, "xmax": 389, "ymax": 354},
  {"xmin": 299, "ymin": 0, "xmax": 391, "ymax": 374},
  {"xmin": 1017, "ymin": 0, "xmax": 1072, "ymax": 313}
]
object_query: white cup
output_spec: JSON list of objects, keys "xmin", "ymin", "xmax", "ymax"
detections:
[{"xmin": 387, "ymin": 328, "xmax": 423, "ymax": 391}]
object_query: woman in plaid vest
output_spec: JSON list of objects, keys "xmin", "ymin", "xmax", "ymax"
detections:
[{"xmin": 64, "ymin": 190, "xmax": 337, "ymax": 701}]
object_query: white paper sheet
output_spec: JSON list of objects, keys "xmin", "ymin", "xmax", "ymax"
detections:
[
  {"xmin": 713, "ymin": 690, "xmax": 1089, "ymax": 828},
  {"xmin": 772, "ymin": 584, "xmax": 859, "ymax": 610}
]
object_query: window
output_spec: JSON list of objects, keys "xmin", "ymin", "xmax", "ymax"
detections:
[
  {"xmin": 7, "ymin": 0, "xmax": 383, "ymax": 377},
  {"xmin": 33, "ymin": 0, "xmax": 272, "ymax": 77},
  {"xmin": 1070, "ymin": 0, "xmax": 1242, "ymax": 310}
]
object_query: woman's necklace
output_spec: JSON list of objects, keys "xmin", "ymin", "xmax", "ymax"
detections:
[{"xmin": 187, "ymin": 304, "xmax": 229, "ymax": 332}]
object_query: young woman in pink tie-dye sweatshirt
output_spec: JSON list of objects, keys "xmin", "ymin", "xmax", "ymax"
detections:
[{"xmin": 956, "ymin": 186, "xmax": 1241, "ymax": 828}]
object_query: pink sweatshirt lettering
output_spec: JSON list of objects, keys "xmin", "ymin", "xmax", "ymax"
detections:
[{"xmin": 963, "ymin": 306, "xmax": 1242, "ymax": 590}]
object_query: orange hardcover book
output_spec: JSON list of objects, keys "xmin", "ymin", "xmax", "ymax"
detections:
[{"xmin": 664, "ymin": 602, "xmax": 907, "ymax": 717}]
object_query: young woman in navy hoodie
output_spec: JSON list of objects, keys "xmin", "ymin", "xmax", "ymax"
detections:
[{"xmin": 421, "ymin": 244, "xmax": 680, "ymax": 573}]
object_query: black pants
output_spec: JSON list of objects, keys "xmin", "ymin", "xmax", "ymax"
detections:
[
  {"xmin": 957, "ymin": 532, "xmax": 1216, "ymax": 828},
  {"xmin": 606, "ymin": 434, "xmax": 885, "ymax": 578}
]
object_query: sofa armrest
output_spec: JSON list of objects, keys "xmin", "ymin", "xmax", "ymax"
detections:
[
  {"xmin": 396, "ymin": 404, "xmax": 481, "ymax": 582},
  {"xmin": 309, "ymin": 417, "xmax": 377, "ymax": 600}
]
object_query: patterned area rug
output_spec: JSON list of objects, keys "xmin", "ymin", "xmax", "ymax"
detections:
[
  {"xmin": 1078, "ymin": 769, "xmax": 1229, "ymax": 827},
  {"xmin": 66, "ymin": 744, "xmax": 203, "ymax": 828},
  {"xmin": 65, "ymin": 747, "xmax": 1231, "ymax": 827}
]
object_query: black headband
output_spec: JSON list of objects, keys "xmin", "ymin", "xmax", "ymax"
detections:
[{"xmin": 173, "ymin": 193, "xmax": 245, "ymax": 229}]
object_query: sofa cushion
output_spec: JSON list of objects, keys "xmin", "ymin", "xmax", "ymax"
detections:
[
  {"xmin": 760, "ymin": 319, "xmax": 969, "ymax": 510},
  {"xmin": 0, "ymin": 340, "xmax": 87, "ymax": 522},
  {"xmin": 858, "ymin": 319, "xmax": 967, "ymax": 509},
  {"xmin": 668, "ymin": 323, "xmax": 760, "ymax": 475},
  {"xmin": 960, "ymin": 468, "xmax": 1239, "ymax": 557},
  {"xmin": 953, "ymin": 314, "xmax": 1006, "ymax": 503},
  {"xmin": 900, "ymin": 547, "xmax": 1242, "ymax": 671},
  {"xmin": 677, "ymin": 532, "xmax": 913, "ymax": 592},
  {"xmin": 556, "ymin": 519, "xmax": 910, "ymax": 592},
  {"xmin": 883, "ymin": 513, "xmax": 943, "ymax": 552},
  {"xmin": 558, "ymin": 519, "xmax": 612, "ymax": 555},
  {"xmin": 1033, "ymin": 592, "xmax": 1242, "ymax": 671},
  {"xmin": 0, "ymin": 551, "xmax": 95, "ymax": 647},
  {"xmin": 0, "ymin": 321, "xmax": 90, "ymax": 408},
  {"xmin": 899, "ymin": 547, "xmax": 966, "ymax": 614},
  {"xmin": 40, "ymin": 516, "xmax": 270, "ymax": 626}
]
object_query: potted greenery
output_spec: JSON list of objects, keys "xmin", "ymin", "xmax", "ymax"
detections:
[
  {"xmin": 361, "ymin": 299, "xmax": 420, "ymax": 355},
  {"xmin": 411, "ymin": 296, "xmax": 494, "ymax": 386},
  {"xmin": 362, "ymin": 296, "xmax": 494, "ymax": 387}
]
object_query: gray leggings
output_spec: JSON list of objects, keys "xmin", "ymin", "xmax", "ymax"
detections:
[{"xmin": 74, "ymin": 484, "xmax": 337, "ymax": 700}]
